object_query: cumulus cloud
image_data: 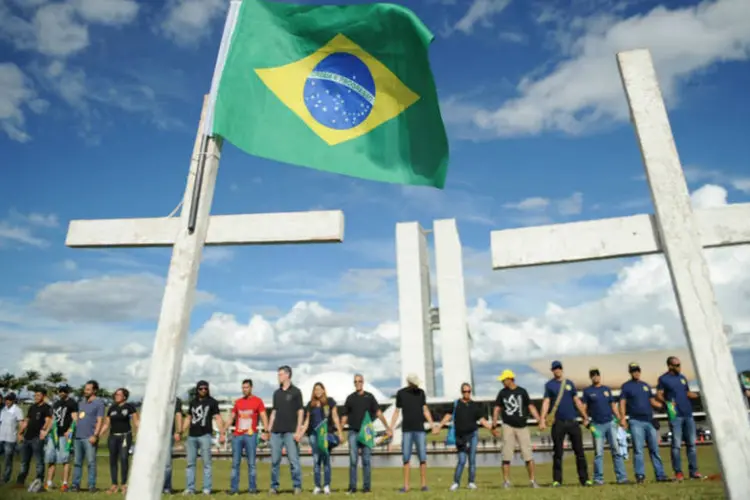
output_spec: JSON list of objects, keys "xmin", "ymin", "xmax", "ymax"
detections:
[
  {"xmin": 159, "ymin": 0, "xmax": 226, "ymax": 46},
  {"xmin": 453, "ymin": 0, "xmax": 513, "ymax": 35},
  {"xmin": 33, "ymin": 273, "xmax": 215, "ymax": 322},
  {"xmin": 0, "ymin": 63, "xmax": 48, "ymax": 142},
  {"xmin": 0, "ymin": 210, "xmax": 58, "ymax": 248},
  {"xmin": 447, "ymin": 0, "xmax": 750, "ymax": 137}
]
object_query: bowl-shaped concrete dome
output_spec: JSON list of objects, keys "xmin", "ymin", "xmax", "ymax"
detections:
[
  {"xmin": 297, "ymin": 371, "xmax": 389, "ymax": 406},
  {"xmin": 528, "ymin": 348, "xmax": 695, "ymax": 390}
]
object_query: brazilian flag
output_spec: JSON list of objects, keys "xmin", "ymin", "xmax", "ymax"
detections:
[
  {"xmin": 357, "ymin": 411, "xmax": 375, "ymax": 448},
  {"xmin": 666, "ymin": 401, "xmax": 677, "ymax": 421},
  {"xmin": 212, "ymin": 0, "xmax": 449, "ymax": 188},
  {"xmin": 315, "ymin": 421, "xmax": 329, "ymax": 456}
]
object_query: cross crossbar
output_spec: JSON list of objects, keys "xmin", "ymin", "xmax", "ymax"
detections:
[
  {"xmin": 65, "ymin": 210, "xmax": 345, "ymax": 248},
  {"xmin": 491, "ymin": 203, "xmax": 750, "ymax": 269}
]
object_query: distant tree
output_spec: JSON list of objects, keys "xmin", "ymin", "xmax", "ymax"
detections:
[
  {"xmin": 24, "ymin": 370, "xmax": 41, "ymax": 385},
  {"xmin": 98, "ymin": 387, "xmax": 113, "ymax": 400},
  {"xmin": 73, "ymin": 384, "xmax": 87, "ymax": 399},
  {"xmin": 187, "ymin": 387, "xmax": 198, "ymax": 401},
  {"xmin": 0, "ymin": 372, "xmax": 15, "ymax": 393}
]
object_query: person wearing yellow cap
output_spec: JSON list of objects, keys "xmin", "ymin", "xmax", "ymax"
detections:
[{"xmin": 492, "ymin": 370, "xmax": 540, "ymax": 489}]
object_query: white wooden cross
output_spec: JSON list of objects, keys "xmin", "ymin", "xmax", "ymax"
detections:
[
  {"xmin": 65, "ymin": 96, "xmax": 344, "ymax": 499},
  {"xmin": 490, "ymin": 49, "xmax": 750, "ymax": 498}
]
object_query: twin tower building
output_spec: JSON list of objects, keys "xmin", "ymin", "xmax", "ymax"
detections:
[{"xmin": 396, "ymin": 219, "xmax": 474, "ymax": 398}]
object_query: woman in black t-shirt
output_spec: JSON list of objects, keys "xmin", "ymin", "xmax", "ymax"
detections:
[{"xmin": 101, "ymin": 388, "xmax": 139, "ymax": 494}]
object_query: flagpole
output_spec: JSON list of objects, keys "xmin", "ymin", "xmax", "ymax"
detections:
[
  {"xmin": 125, "ymin": 3, "xmax": 241, "ymax": 500},
  {"xmin": 188, "ymin": 0, "xmax": 242, "ymax": 233}
]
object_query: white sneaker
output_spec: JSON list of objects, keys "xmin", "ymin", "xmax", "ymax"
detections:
[
  {"xmin": 313, "ymin": 487, "xmax": 321, "ymax": 495},
  {"xmin": 468, "ymin": 483, "xmax": 478, "ymax": 490},
  {"xmin": 503, "ymin": 481, "xmax": 511, "ymax": 489},
  {"xmin": 449, "ymin": 483, "xmax": 459, "ymax": 491},
  {"xmin": 323, "ymin": 486, "xmax": 331, "ymax": 495}
]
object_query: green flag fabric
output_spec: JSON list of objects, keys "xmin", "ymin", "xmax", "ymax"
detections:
[
  {"xmin": 666, "ymin": 401, "xmax": 677, "ymax": 421},
  {"xmin": 315, "ymin": 421, "xmax": 329, "ymax": 456},
  {"xmin": 212, "ymin": 0, "xmax": 449, "ymax": 188},
  {"xmin": 357, "ymin": 411, "xmax": 375, "ymax": 448}
]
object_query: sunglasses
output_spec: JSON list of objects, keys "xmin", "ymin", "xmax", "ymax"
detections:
[
  {"xmin": 461, "ymin": 390, "xmax": 471, "ymax": 393},
  {"xmin": 198, "ymin": 387, "xmax": 208, "ymax": 391}
]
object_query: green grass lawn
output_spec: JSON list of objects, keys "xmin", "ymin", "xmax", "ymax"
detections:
[{"xmin": 0, "ymin": 447, "xmax": 724, "ymax": 499}]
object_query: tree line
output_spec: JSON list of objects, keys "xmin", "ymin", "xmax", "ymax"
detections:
[{"xmin": 0, "ymin": 370, "xmax": 114, "ymax": 400}]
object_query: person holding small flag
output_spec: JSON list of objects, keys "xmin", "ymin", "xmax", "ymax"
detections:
[
  {"xmin": 44, "ymin": 384, "xmax": 77, "ymax": 492},
  {"xmin": 619, "ymin": 362, "xmax": 669, "ymax": 483},
  {"xmin": 581, "ymin": 368, "xmax": 628, "ymax": 485},
  {"xmin": 656, "ymin": 356, "xmax": 702, "ymax": 481},
  {"xmin": 229, "ymin": 378, "xmax": 268, "ymax": 495},
  {"xmin": 341, "ymin": 373, "xmax": 392, "ymax": 493},
  {"xmin": 435, "ymin": 382, "xmax": 493, "ymax": 491},
  {"xmin": 300, "ymin": 382, "xmax": 343, "ymax": 495}
]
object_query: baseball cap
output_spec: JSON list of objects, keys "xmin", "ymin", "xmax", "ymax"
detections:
[
  {"xmin": 406, "ymin": 373, "xmax": 421, "ymax": 387},
  {"xmin": 551, "ymin": 360, "xmax": 563, "ymax": 370},
  {"xmin": 58, "ymin": 384, "xmax": 71, "ymax": 393},
  {"xmin": 497, "ymin": 369, "xmax": 515, "ymax": 382},
  {"xmin": 628, "ymin": 362, "xmax": 641, "ymax": 373}
]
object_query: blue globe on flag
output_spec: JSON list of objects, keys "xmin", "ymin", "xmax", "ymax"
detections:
[{"xmin": 303, "ymin": 52, "xmax": 375, "ymax": 130}]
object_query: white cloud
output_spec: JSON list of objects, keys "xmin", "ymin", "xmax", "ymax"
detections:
[
  {"xmin": 202, "ymin": 247, "xmax": 234, "ymax": 265},
  {"xmin": 454, "ymin": 0, "xmax": 513, "ymax": 34},
  {"xmin": 160, "ymin": 0, "xmax": 226, "ymax": 46},
  {"xmin": 33, "ymin": 273, "xmax": 216, "ymax": 323},
  {"xmin": 0, "ymin": 210, "xmax": 57, "ymax": 247},
  {"xmin": 503, "ymin": 196, "xmax": 550, "ymax": 211},
  {"xmin": 501, "ymin": 191, "xmax": 584, "ymax": 221},
  {"xmin": 72, "ymin": 0, "xmax": 138, "ymax": 25},
  {"xmin": 0, "ymin": 63, "xmax": 47, "ymax": 142},
  {"xmin": 33, "ymin": 2, "xmax": 89, "ymax": 57},
  {"xmin": 684, "ymin": 165, "xmax": 750, "ymax": 195},
  {"xmin": 450, "ymin": 0, "xmax": 750, "ymax": 137}
]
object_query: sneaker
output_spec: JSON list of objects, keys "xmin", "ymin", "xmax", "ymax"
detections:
[
  {"xmin": 398, "ymin": 487, "xmax": 408, "ymax": 493},
  {"xmin": 202, "ymin": 489, "xmax": 211, "ymax": 495},
  {"xmin": 61, "ymin": 484, "xmax": 69, "ymax": 492},
  {"xmin": 467, "ymin": 483, "xmax": 477, "ymax": 490},
  {"xmin": 346, "ymin": 488, "xmax": 356, "ymax": 495},
  {"xmin": 594, "ymin": 480, "xmax": 605, "ymax": 486},
  {"xmin": 70, "ymin": 485, "xmax": 80, "ymax": 492},
  {"xmin": 503, "ymin": 481, "xmax": 511, "ymax": 489},
  {"xmin": 182, "ymin": 490, "xmax": 196, "ymax": 496},
  {"xmin": 690, "ymin": 473, "xmax": 704, "ymax": 480},
  {"xmin": 28, "ymin": 479, "xmax": 42, "ymax": 492},
  {"xmin": 675, "ymin": 472, "xmax": 685, "ymax": 481},
  {"xmin": 656, "ymin": 477, "xmax": 671, "ymax": 483},
  {"xmin": 90, "ymin": 487, "xmax": 100, "ymax": 493},
  {"xmin": 323, "ymin": 486, "xmax": 331, "ymax": 495},
  {"xmin": 268, "ymin": 489, "xmax": 278, "ymax": 495},
  {"xmin": 449, "ymin": 483, "xmax": 459, "ymax": 491},
  {"xmin": 583, "ymin": 480, "xmax": 594, "ymax": 486},
  {"xmin": 313, "ymin": 487, "xmax": 321, "ymax": 495},
  {"xmin": 362, "ymin": 488, "xmax": 371, "ymax": 493},
  {"xmin": 551, "ymin": 482, "xmax": 561, "ymax": 487},
  {"xmin": 635, "ymin": 475, "xmax": 645, "ymax": 484},
  {"xmin": 530, "ymin": 481, "xmax": 540, "ymax": 488},
  {"xmin": 164, "ymin": 489, "xmax": 172, "ymax": 495},
  {"xmin": 420, "ymin": 486, "xmax": 428, "ymax": 492},
  {"xmin": 616, "ymin": 479, "xmax": 630, "ymax": 485},
  {"xmin": 293, "ymin": 488, "xmax": 302, "ymax": 495}
]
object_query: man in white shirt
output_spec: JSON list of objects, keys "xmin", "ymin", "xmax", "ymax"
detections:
[{"xmin": 0, "ymin": 393, "xmax": 24, "ymax": 484}]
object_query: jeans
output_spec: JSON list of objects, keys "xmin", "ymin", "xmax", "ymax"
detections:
[
  {"xmin": 163, "ymin": 435, "xmax": 174, "ymax": 491},
  {"xmin": 347, "ymin": 430, "xmax": 372, "ymax": 491},
  {"xmin": 186, "ymin": 434, "xmax": 213, "ymax": 492},
  {"xmin": 402, "ymin": 431, "xmax": 427, "ymax": 464},
  {"xmin": 45, "ymin": 435, "xmax": 71, "ymax": 464},
  {"xmin": 629, "ymin": 419, "xmax": 666, "ymax": 479},
  {"xmin": 17, "ymin": 438, "xmax": 45, "ymax": 484},
  {"xmin": 1, "ymin": 441, "xmax": 16, "ymax": 483},
  {"xmin": 309, "ymin": 434, "xmax": 331, "ymax": 488},
  {"xmin": 551, "ymin": 420, "xmax": 588, "ymax": 484},
  {"xmin": 270, "ymin": 432, "xmax": 301, "ymax": 490},
  {"xmin": 108, "ymin": 433, "xmax": 131, "ymax": 485},
  {"xmin": 453, "ymin": 430, "xmax": 478, "ymax": 485},
  {"xmin": 72, "ymin": 438, "xmax": 97, "ymax": 489},
  {"xmin": 669, "ymin": 416, "xmax": 698, "ymax": 475},
  {"xmin": 231, "ymin": 433, "xmax": 258, "ymax": 492},
  {"xmin": 592, "ymin": 421, "xmax": 627, "ymax": 483}
]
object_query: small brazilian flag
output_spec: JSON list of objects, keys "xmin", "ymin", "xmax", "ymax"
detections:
[
  {"xmin": 357, "ymin": 411, "xmax": 375, "ymax": 448},
  {"xmin": 315, "ymin": 421, "xmax": 329, "ymax": 456},
  {"xmin": 666, "ymin": 401, "xmax": 677, "ymax": 421},
  {"xmin": 212, "ymin": 0, "xmax": 449, "ymax": 188}
]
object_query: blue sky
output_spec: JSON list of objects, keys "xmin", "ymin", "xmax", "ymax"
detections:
[{"xmin": 1, "ymin": 0, "xmax": 749, "ymax": 400}]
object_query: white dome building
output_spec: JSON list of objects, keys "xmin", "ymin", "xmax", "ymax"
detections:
[{"xmin": 297, "ymin": 371, "xmax": 403, "ymax": 442}]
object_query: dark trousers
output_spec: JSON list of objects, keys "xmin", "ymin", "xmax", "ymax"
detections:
[
  {"xmin": 108, "ymin": 433, "xmax": 131, "ymax": 485},
  {"xmin": 17, "ymin": 438, "xmax": 44, "ymax": 484},
  {"xmin": 551, "ymin": 420, "xmax": 588, "ymax": 484}
]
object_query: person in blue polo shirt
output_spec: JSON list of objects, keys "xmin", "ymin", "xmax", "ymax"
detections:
[
  {"xmin": 656, "ymin": 356, "xmax": 702, "ymax": 480},
  {"xmin": 539, "ymin": 360, "xmax": 592, "ymax": 487},
  {"xmin": 582, "ymin": 368, "xmax": 628, "ymax": 485},
  {"xmin": 619, "ymin": 362, "xmax": 669, "ymax": 484}
]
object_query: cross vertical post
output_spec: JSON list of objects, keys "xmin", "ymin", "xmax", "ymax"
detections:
[
  {"xmin": 617, "ymin": 49, "xmax": 750, "ymax": 497},
  {"xmin": 126, "ymin": 96, "xmax": 220, "ymax": 499}
]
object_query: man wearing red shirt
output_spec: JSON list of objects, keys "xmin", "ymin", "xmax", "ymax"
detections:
[{"xmin": 230, "ymin": 379, "xmax": 269, "ymax": 494}]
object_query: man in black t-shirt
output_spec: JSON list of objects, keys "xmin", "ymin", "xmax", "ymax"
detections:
[
  {"xmin": 390, "ymin": 373, "xmax": 436, "ymax": 492},
  {"xmin": 182, "ymin": 381, "xmax": 225, "ymax": 495},
  {"xmin": 492, "ymin": 370, "xmax": 541, "ymax": 488},
  {"xmin": 268, "ymin": 365, "xmax": 304, "ymax": 494},
  {"xmin": 16, "ymin": 388, "xmax": 52, "ymax": 489},
  {"xmin": 163, "ymin": 397, "xmax": 183, "ymax": 494},
  {"xmin": 436, "ymin": 383, "xmax": 493, "ymax": 490},
  {"xmin": 45, "ymin": 385, "xmax": 78, "ymax": 491},
  {"xmin": 342, "ymin": 373, "xmax": 392, "ymax": 493}
]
